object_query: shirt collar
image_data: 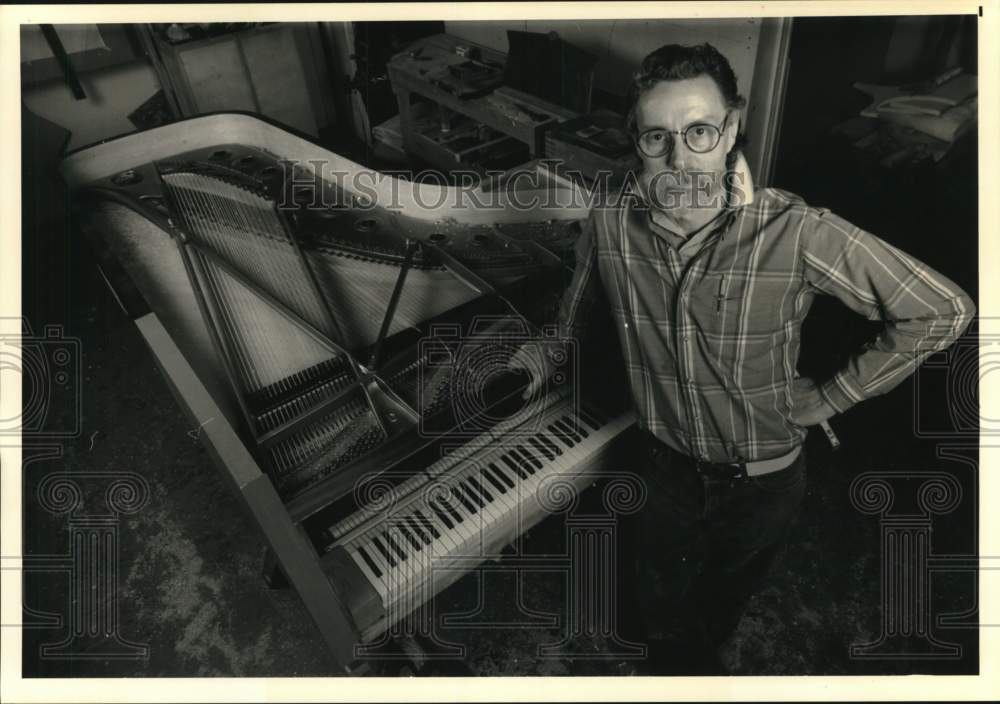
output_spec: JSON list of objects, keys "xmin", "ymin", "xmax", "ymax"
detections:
[{"xmin": 728, "ymin": 151, "xmax": 755, "ymax": 208}]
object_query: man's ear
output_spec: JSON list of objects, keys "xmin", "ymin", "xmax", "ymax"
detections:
[{"xmin": 723, "ymin": 109, "xmax": 741, "ymax": 152}]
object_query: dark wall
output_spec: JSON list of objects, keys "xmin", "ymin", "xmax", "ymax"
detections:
[
  {"xmin": 772, "ymin": 14, "xmax": 979, "ymax": 440},
  {"xmin": 775, "ymin": 15, "xmax": 976, "ymax": 180}
]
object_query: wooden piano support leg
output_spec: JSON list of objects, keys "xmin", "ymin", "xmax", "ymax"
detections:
[
  {"xmin": 262, "ymin": 547, "xmax": 289, "ymax": 589},
  {"xmin": 345, "ymin": 660, "xmax": 374, "ymax": 676}
]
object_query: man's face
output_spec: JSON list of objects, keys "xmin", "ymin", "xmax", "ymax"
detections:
[{"xmin": 633, "ymin": 75, "xmax": 739, "ymax": 215}]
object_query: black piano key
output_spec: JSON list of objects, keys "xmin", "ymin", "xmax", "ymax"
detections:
[
  {"xmin": 537, "ymin": 430, "xmax": 563, "ymax": 455},
  {"xmin": 554, "ymin": 417, "xmax": 583, "ymax": 443},
  {"xmin": 516, "ymin": 444, "xmax": 543, "ymax": 470},
  {"xmin": 462, "ymin": 480, "xmax": 486, "ymax": 508},
  {"xmin": 413, "ymin": 509, "xmax": 441, "ymax": 539},
  {"xmin": 547, "ymin": 423, "xmax": 575, "ymax": 448},
  {"xmin": 482, "ymin": 466, "xmax": 507, "ymax": 493},
  {"xmin": 568, "ymin": 413, "xmax": 591, "ymax": 438},
  {"xmin": 468, "ymin": 475, "xmax": 494, "ymax": 502},
  {"xmin": 440, "ymin": 496, "xmax": 465, "ymax": 523},
  {"xmin": 372, "ymin": 535, "xmax": 397, "ymax": 567},
  {"xmin": 525, "ymin": 445, "xmax": 545, "ymax": 469},
  {"xmin": 397, "ymin": 521, "xmax": 423, "ymax": 551},
  {"xmin": 577, "ymin": 407, "xmax": 602, "ymax": 431},
  {"xmin": 488, "ymin": 462, "xmax": 515, "ymax": 489},
  {"xmin": 452, "ymin": 486, "xmax": 477, "ymax": 514},
  {"xmin": 528, "ymin": 435, "xmax": 554, "ymax": 461},
  {"xmin": 501, "ymin": 453, "xmax": 528, "ymax": 480},
  {"xmin": 383, "ymin": 530, "xmax": 408, "ymax": 561},
  {"xmin": 403, "ymin": 516, "xmax": 430, "ymax": 546},
  {"xmin": 405, "ymin": 523, "xmax": 425, "ymax": 550},
  {"xmin": 400, "ymin": 515, "xmax": 428, "ymax": 545},
  {"xmin": 510, "ymin": 448, "xmax": 537, "ymax": 475},
  {"xmin": 357, "ymin": 545, "xmax": 383, "ymax": 579},
  {"xmin": 551, "ymin": 418, "xmax": 573, "ymax": 440},
  {"xmin": 537, "ymin": 431, "xmax": 563, "ymax": 457},
  {"xmin": 429, "ymin": 500, "xmax": 455, "ymax": 530}
]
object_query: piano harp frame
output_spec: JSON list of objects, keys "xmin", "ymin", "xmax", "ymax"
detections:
[
  {"xmin": 155, "ymin": 162, "xmax": 420, "ymax": 449},
  {"xmin": 60, "ymin": 113, "xmax": 599, "ymax": 672}
]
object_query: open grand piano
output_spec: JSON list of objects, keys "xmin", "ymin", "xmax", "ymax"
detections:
[{"xmin": 60, "ymin": 114, "xmax": 636, "ymax": 670}]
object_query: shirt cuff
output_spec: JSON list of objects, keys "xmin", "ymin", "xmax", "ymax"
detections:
[{"xmin": 818, "ymin": 373, "xmax": 865, "ymax": 415}]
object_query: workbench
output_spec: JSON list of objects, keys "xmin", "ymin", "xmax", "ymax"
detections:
[{"xmin": 386, "ymin": 33, "xmax": 579, "ymax": 172}]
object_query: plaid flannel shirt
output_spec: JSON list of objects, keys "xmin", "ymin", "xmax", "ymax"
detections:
[{"xmin": 559, "ymin": 161, "xmax": 975, "ymax": 463}]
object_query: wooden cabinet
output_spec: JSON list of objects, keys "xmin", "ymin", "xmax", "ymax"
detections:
[{"xmin": 142, "ymin": 23, "xmax": 335, "ymax": 138}]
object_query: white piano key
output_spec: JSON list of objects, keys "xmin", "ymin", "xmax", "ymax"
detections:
[
  {"xmin": 382, "ymin": 529, "xmax": 410, "ymax": 564},
  {"xmin": 424, "ymin": 500, "xmax": 462, "ymax": 557},
  {"xmin": 480, "ymin": 463, "xmax": 509, "ymax": 494},
  {"xmin": 465, "ymin": 473, "xmax": 502, "ymax": 524},
  {"xmin": 443, "ymin": 490, "xmax": 478, "ymax": 549},
  {"xmin": 334, "ymin": 401, "xmax": 636, "ymax": 613},
  {"xmin": 366, "ymin": 533, "xmax": 395, "ymax": 574},
  {"xmin": 490, "ymin": 460, "xmax": 519, "ymax": 489},
  {"xmin": 348, "ymin": 544, "xmax": 388, "ymax": 603},
  {"xmin": 396, "ymin": 518, "xmax": 425, "ymax": 553},
  {"xmin": 411, "ymin": 508, "xmax": 440, "ymax": 543}
]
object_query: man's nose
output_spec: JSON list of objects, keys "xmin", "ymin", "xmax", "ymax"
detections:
[{"xmin": 664, "ymin": 133, "xmax": 688, "ymax": 169}]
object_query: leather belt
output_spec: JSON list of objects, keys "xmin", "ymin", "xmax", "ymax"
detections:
[
  {"xmin": 695, "ymin": 445, "xmax": 802, "ymax": 479},
  {"xmin": 651, "ymin": 437, "xmax": 802, "ymax": 479}
]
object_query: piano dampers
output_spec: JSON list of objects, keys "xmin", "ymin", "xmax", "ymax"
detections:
[{"xmin": 265, "ymin": 388, "xmax": 388, "ymax": 496}]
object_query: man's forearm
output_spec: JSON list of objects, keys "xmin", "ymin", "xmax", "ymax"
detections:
[
  {"xmin": 817, "ymin": 297, "xmax": 975, "ymax": 414},
  {"xmin": 802, "ymin": 210, "xmax": 976, "ymax": 414}
]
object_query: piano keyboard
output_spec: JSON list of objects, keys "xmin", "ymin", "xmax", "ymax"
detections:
[{"xmin": 324, "ymin": 392, "xmax": 635, "ymax": 635}]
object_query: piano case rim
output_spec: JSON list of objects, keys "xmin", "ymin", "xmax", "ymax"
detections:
[
  {"xmin": 134, "ymin": 311, "xmax": 363, "ymax": 671},
  {"xmin": 59, "ymin": 111, "xmax": 593, "ymax": 226}
]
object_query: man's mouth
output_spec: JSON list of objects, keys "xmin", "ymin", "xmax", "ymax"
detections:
[
  {"xmin": 650, "ymin": 172, "xmax": 693, "ymax": 191},
  {"xmin": 655, "ymin": 180, "xmax": 693, "ymax": 196}
]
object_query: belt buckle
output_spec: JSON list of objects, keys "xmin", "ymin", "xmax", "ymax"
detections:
[
  {"xmin": 729, "ymin": 461, "xmax": 749, "ymax": 480},
  {"xmin": 696, "ymin": 458, "xmax": 748, "ymax": 480}
]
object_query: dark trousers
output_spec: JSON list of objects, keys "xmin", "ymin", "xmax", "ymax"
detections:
[{"xmin": 621, "ymin": 434, "xmax": 807, "ymax": 672}]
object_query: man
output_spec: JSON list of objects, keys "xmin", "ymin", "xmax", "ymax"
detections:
[{"xmin": 513, "ymin": 43, "xmax": 975, "ymax": 673}]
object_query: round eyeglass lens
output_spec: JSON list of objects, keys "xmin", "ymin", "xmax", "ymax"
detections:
[{"xmin": 685, "ymin": 124, "xmax": 721, "ymax": 152}]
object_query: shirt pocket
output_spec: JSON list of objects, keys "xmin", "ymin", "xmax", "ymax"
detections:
[{"xmin": 688, "ymin": 274, "xmax": 792, "ymax": 374}]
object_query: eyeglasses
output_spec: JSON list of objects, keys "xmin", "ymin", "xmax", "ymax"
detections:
[{"xmin": 635, "ymin": 113, "xmax": 730, "ymax": 158}]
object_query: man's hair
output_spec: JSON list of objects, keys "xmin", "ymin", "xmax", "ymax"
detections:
[{"xmin": 625, "ymin": 43, "xmax": 748, "ymax": 157}]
